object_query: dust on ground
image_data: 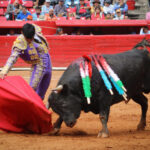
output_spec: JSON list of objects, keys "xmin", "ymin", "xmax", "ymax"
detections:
[{"xmin": 0, "ymin": 71, "xmax": 150, "ymax": 150}]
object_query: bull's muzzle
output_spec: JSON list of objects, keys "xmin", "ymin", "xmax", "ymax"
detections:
[{"xmin": 66, "ymin": 120, "xmax": 76, "ymax": 128}]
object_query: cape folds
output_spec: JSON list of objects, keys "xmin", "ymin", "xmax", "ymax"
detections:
[{"xmin": 0, "ymin": 76, "xmax": 53, "ymax": 133}]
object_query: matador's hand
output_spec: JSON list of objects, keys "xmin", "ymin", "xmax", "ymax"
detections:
[{"xmin": 0, "ymin": 72, "xmax": 6, "ymax": 79}]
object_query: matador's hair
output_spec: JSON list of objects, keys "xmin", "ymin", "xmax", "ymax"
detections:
[{"xmin": 22, "ymin": 23, "xmax": 35, "ymax": 39}]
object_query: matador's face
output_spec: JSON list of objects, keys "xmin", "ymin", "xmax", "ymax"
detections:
[{"xmin": 25, "ymin": 37, "xmax": 34, "ymax": 44}]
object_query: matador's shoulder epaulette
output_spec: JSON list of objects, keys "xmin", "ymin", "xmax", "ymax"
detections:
[{"xmin": 12, "ymin": 34, "xmax": 27, "ymax": 50}]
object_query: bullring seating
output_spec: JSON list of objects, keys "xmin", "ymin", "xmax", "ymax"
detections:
[
  {"xmin": 126, "ymin": 0, "xmax": 135, "ymax": 10},
  {"xmin": 0, "ymin": 1, "xmax": 8, "ymax": 8},
  {"xmin": 0, "ymin": 8, "xmax": 4, "ymax": 16},
  {"xmin": 29, "ymin": 8, "xmax": 36, "ymax": 14},
  {"xmin": 0, "ymin": 16, "xmax": 6, "ymax": 20},
  {"xmin": 0, "ymin": 1, "xmax": 8, "ymax": 14},
  {"xmin": 23, "ymin": 1, "xmax": 33, "ymax": 8}
]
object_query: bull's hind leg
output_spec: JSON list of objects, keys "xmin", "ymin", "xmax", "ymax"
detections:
[
  {"xmin": 98, "ymin": 106, "xmax": 110, "ymax": 138},
  {"xmin": 132, "ymin": 94, "xmax": 148, "ymax": 130}
]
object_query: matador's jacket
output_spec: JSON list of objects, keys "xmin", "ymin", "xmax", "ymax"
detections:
[{"xmin": 1, "ymin": 24, "xmax": 52, "ymax": 100}]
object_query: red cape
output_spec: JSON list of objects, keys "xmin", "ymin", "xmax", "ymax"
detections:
[{"xmin": 0, "ymin": 76, "xmax": 53, "ymax": 134}]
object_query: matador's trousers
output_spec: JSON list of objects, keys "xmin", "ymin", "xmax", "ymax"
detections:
[{"xmin": 29, "ymin": 54, "xmax": 52, "ymax": 100}]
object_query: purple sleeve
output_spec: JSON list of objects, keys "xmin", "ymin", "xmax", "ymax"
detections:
[{"xmin": 1, "ymin": 48, "xmax": 21, "ymax": 74}]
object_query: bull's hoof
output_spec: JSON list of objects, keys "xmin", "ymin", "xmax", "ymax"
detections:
[
  {"xmin": 97, "ymin": 131, "xmax": 109, "ymax": 138},
  {"xmin": 43, "ymin": 128, "xmax": 60, "ymax": 136},
  {"xmin": 137, "ymin": 124, "xmax": 146, "ymax": 131},
  {"xmin": 52, "ymin": 128, "xmax": 60, "ymax": 135},
  {"xmin": 137, "ymin": 121, "xmax": 146, "ymax": 131}
]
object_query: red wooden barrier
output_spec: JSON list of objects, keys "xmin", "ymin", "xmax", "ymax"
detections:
[
  {"xmin": 0, "ymin": 21, "xmax": 57, "ymax": 35},
  {"xmin": 56, "ymin": 19, "xmax": 147, "ymax": 27},
  {"xmin": 0, "ymin": 35, "xmax": 146, "ymax": 68},
  {"xmin": 0, "ymin": 20, "xmax": 149, "ymax": 36}
]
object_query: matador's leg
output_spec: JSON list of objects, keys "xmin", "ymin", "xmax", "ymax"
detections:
[{"xmin": 29, "ymin": 64, "xmax": 50, "ymax": 100}]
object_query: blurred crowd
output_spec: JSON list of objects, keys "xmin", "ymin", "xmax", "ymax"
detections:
[{"xmin": 5, "ymin": 0, "xmax": 129, "ymax": 21}]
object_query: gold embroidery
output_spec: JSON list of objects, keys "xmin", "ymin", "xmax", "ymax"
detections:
[
  {"xmin": 12, "ymin": 24, "xmax": 49, "ymax": 52},
  {"xmin": 28, "ymin": 50, "xmax": 32, "ymax": 55},
  {"xmin": 33, "ymin": 24, "xmax": 49, "ymax": 49},
  {"xmin": 25, "ymin": 60, "xmax": 39, "ymax": 64},
  {"xmin": 32, "ymin": 49, "xmax": 37, "ymax": 55},
  {"xmin": 33, "ymin": 24, "xmax": 42, "ymax": 33},
  {"xmin": 37, "ymin": 42, "xmax": 48, "ymax": 54},
  {"xmin": 34, "ymin": 55, "xmax": 39, "ymax": 59},
  {"xmin": 13, "ymin": 35, "xmax": 27, "ymax": 50}
]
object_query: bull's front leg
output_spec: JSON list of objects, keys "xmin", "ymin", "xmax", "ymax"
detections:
[
  {"xmin": 44, "ymin": 117, "xmax": 63, "ymax": 135},
  {"xmin": 98, "ymin": 107, "xmax": 110, "ymax": 138},
  {"xmin": 53, "ymin": 116, "xmax": 63, "ymax": 134}
]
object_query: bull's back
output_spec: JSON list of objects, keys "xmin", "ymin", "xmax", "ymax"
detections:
[
  {"xmin": 57, "ymin": 49, "xmax": 149, "ymax": 108},
  {"xmin": 103, "ymin": 50, "xmax": 149, "ymax": 101}
]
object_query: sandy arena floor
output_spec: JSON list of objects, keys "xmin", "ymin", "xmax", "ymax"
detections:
[{"xmin": 0, "ymin": 70, "xmax": 150, "ymax": 150}]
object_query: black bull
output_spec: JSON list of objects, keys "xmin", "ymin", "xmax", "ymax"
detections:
[{"xmin": 48, "ymin": 40, "xmax": 150, "ymax": 137}]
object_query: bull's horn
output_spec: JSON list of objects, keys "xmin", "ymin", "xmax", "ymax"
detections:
[{"xmin": 52, "ymin": 85, "xmax": 63, "ymax": 93}]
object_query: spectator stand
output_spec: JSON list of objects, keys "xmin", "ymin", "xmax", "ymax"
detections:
[
  {"xmin": 23, "ymin": 1, "xmax": 34, "ymax": 12},
  {"xmin": 126, "ymin": 0, "xmax": 135, "ymax": 10},
  {"xmin": 29, "ymin": 8, "xmax": 36, "ymax": 14},
  {"xmin": 0, "ymin": 20, "xmax": 24, "ymax": 35},
  {"xmin": 0, "ymin": 1, "xmax": 8, "ymax": 15},
  {"xmin": 0, "ymin": 15, "xmax": 150, "ymax": 68},
  {"xmin": 23, "ymin": 1, "xmax": 34, "ymax": 8},
  {"xmin": 0, "ymin": 1, "xmax": 8, "ymax": 8},
  {"xmin": 0, "ymin": 19, "xmax": 149, "ymax": 36},
  {"xmin": 0, "ymin": 0, "xmax": 34, "ymax": 20},
  {"xmin": 0, "ymin": 16, "xmax": 6, "ymax": 21},
  {"xmin": 0, "ymin": 5, "xmax": 6, "ymax": 20},
  {"xmin": 127, "ymin": 0, "xmax": 148, "ymax": 19},
  {"xmin": 55, "ymin": 19, "xmax": 148, "ymax": 35},
  {"xmin": 0, "ymin": 21, "xmax": 57, "ymax": 35},
  {"xmin": 0, "ymin": 19, "xmax": 150, "ymax": 68},
  {"xmin": 0, "ymin": 8, "xmax": 4, "ymax": 16}
]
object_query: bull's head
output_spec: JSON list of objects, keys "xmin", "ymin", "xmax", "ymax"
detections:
[{"xmin": 48, "ymin": 84, "xmax": 82, "ymax": 128}]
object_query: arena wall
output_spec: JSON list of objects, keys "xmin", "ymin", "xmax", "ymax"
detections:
[{"xmin": 0, "ymin": 35, "xmax": 146, "ymax": 68}]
